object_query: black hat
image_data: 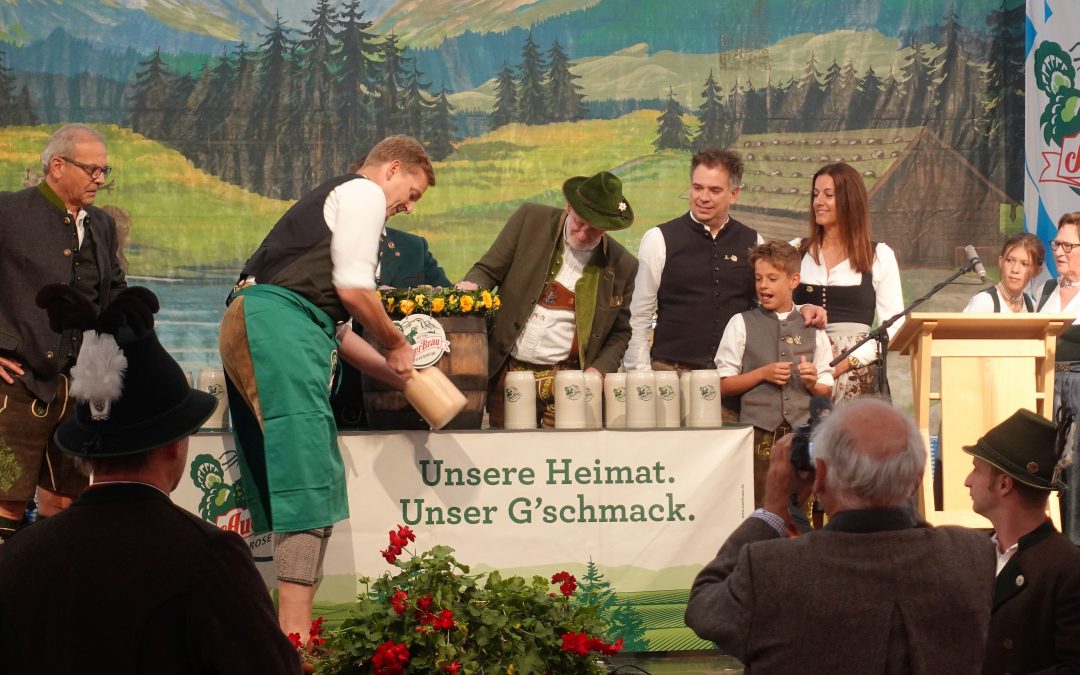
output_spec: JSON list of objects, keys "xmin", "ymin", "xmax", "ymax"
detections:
[
  {"xmin": 36, "ymin": 285, "xmax": 216, "ymax": 457},
  {"xmin": 562, "ymin": 171, "xmax": 634, "ymax": 231},
  {"xmin": 962, "ymin": 409, "xmax": 1068, "ymax": 491}
]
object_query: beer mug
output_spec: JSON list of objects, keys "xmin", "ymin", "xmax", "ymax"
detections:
[
  {"xmin": 679, "ymin": 370, "xmax": 691, "ymax": 427},
  {"xmin": 688, "ymin": 369, "xmax": 723, "ymax": 428},
  {"xmin": 554, "ymin": 369, "xmax": 586, "ymax": 429},
  {"xmin": 404, "ymin": 366, "xmax": 467, "ymax": 430},
  {"xmin": 197, "ymin": 367, "xmax": 230, "ymax": 431},
  {"xmin": 654, "ymin": 370, "xmax": 680, "ymax": 428},
  {"xmin": 583, "ymin": 370, "xmax": 603, "ymax": 429},
  {"xmin": 604, "ymin": 372, "xmax": 627, "ymax": 429},
  {"xmin": 625, "ymin": 370, "xmax": 656, "ymax": 429},
  {"xmin": 503, "ymin": 371, "xmax": 537, "ymax": 430}
]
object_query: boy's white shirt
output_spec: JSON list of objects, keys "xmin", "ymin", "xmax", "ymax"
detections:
[{"xmin": 713, "ymin": 303, "xmax": 835, "ymax": 389}]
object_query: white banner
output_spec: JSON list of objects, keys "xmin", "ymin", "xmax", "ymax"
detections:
[
  {"xmin": 1025, "ymin": 0, "xmax": 1080, "ymax": 272},
  {"xmin": 175, "ymin": 427, "xmax": 752, "ymax": 651}
]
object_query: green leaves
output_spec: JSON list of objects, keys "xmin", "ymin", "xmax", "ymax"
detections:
[{"xmin": 317, "ymin": 542, "xmax": 616, "ymax": 675}]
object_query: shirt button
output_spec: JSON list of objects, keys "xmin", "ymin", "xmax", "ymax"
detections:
[
  {"xmin": 1003, "ymin": 639, "xmax": 1014, "ymax": 650},
  {"xmin": 46, "ymin": 351, "xmax": 55, "ymax": 359},
  {"xmin": 63, "ymin": 249, "xmax": 72, "ymax": 257}
]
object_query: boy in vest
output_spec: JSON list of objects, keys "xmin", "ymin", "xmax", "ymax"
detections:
[{"xmin": 713, "ymin": 240, "xmax": 834, "ymax": 506}]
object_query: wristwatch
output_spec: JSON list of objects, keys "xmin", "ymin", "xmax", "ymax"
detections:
[{"xmin": 847, "ymin": 356, "xmax": 861, "ymax": 370}]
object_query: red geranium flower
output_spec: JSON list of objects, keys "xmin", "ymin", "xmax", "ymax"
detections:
[
  {"xmin": 381, "ymin": 547, "xmax": 398, "ymax": 564},
  {"xmin": 550, "ymin": 570, "xmax": 577, "ymax": 596},
  {"xmin": 391, "ymin": 590, "xmax": 409, "ymax": 615},
  {"xmin": 287, "ymin": 632, "xmax": 303, "ymax": 651},
  {"xmin": 416, "ymin": 594, "xmax": 432, "ymax": 611},
  {"xmin": 443, "ymin": 660, "xmax": 463, "ymax": 673},
  {"xmin": 372, "ymin": 640, "xmax": 410, "ymax": 675},
  {"xmin": 433, "ymin": 608, "xmax": 455, "ymax": 631},
  {"xmin": 561, "ymin": 631, "xmax": 591, "ymax": 656}
]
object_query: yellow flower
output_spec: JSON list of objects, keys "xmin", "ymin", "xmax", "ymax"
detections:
[
  {"xmin": 481, "ymin": 290, "xmax": 493, "ymax": 309},
  {"xmin": 460, "ymin": 295, "xmax": 474, "ymax": 313},
  {"xmin": 431, "ymin": 297, "xmax": 445, "ymax": 314},
  {"xmin": 448, "ymin": 294, "xmax": 459, "ymax": 307},
  {"xmin": 400, "ymin": 299, "xmax": 416, "ymax": 316},
  {"xmin": 492, "ymin": 296, "xmax": 501, "ymax": 310},
  {"xmin": 414, "ymin": 294, "xmax": 426, "ymax": 308}
]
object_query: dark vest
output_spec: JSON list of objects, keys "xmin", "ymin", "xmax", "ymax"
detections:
[
  {"xmin": 57, "ymin": 223, "xmax": 103, "ymax": 372},
  {"xmin": 1038, "ymin": 279, "xmax": 1080, "ymax": 361},
  {"xmin": 739, "ymin": 307, "xmax": 816, "ymax": 430},
  {"xmin": 240, "ymin": 174, "xmax": 366, "ymax": 323},
  {"xmin": 975, "ymin": 285, "xmax": 1034, "ymax": 313},
  {"xmin": 652, "ymin": 213, "xmax": 757, "ymax": 367},
  {"xmin": 793, "ymin": 244, "xmax": 877, "ymax": 325}
]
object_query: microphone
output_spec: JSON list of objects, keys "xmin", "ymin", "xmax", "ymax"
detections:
[{"xmin": 965, "ymin": 244, "xmax": 987, "ymax": 283}]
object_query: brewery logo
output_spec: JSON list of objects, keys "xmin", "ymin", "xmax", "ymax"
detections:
[
  {"xmin": 1034, "ymin": 41, "xmax": 1080, "ymax": 195},
  {"xmin": 506, "ymin": 386, "xmax": 522, "ymax": 403},
  {"xmin": 699, "ymin": 384, "xmax": 718, "ymax": 400},
  {"xmin": 614, "ymin": 386, "xmax": 626, "ymax": 402},
  {"xmin": 658, "ymin": 385, "xmax": 676, "ymax": 401},
  {"xmin": 396, "ymin": 314, "xmax": 450, "ymax": 368},
  {"xmin": 564, "ymin": 384, "xmax": 583, "ymax": 400},
  {"xmin": 585, "ymin": 386, "xmax": 595, "ymax": 403},
  {"xmin": 636, "ymin": 384, "xmax": 654, "ymax": 401},
  {"xmin": 190, "ymin": 451, "xmax": 273, "ymax": 562}
]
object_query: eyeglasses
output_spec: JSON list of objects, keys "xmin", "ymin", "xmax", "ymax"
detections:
[
  {"xmin": 1051, "ymin": 240, "xmax": 1080, "ymax": 253},
  {"xmin": 59, "ymin": 156, "xmax": 112, "ymax": 181}
]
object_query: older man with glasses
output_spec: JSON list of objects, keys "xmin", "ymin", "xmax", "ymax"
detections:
[
  {"xmin": 1037, "ymin": 210, "xmax": 1080, "ymax": 544},
  {"xmin": 0, "ymin": 123, "xmax": 127, "ymax": 541}
]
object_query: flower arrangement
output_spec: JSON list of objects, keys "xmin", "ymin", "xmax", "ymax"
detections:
[
  {"xmin": 316, "ymin": 525, "xmax": 623, "ymax": 674},
  {"xmin": 380, "ymin": 285, "xmax": 500, "ymax": 320}
]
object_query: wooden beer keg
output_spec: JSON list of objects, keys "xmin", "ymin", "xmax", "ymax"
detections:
[{"xmin": 361, "ymin": 315, "xmax": 488, "ymax": 429}]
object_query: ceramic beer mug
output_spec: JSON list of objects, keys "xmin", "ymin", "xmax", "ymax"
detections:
[
  {"xmin": 554, "ymin": 369, "xmax": 586, "ymax": 429},
  {"xmin": 654, "ymin": 370, "xmax": 680, "ymax": 428},
  {"xmin": 625, "ymin": 369, "xmax": 657, "ymax": 429},
  {"xmin": 679, "ymin": 370, "xmax": 691, "ymax": 427},
  {"xmin": 197, "ymin": 367, "xmax": 230, "ymax": 430},
  {"xmin": 503, "ymin": 370, "xmax": 538, "ymax": 430},
  {"xmin": 603, "ymin": 372, "xmax": 627, "ymax": 429},
  {"xmin": 688, "ymin": 369, "xmax": 723, "ymax": 428},
  {"xmin": 583, "ymin": 370, "xmax": 603, "ymax": 429},
  {"xmin": 404, "ymin": 366, "xmax": 467, "ymax": 430}
]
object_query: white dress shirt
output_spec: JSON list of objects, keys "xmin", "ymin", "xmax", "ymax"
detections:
[
  {"xmin": 510, "ymin": 231, "xmax": 593, "ymax": 365},
  {"xmin": 624, "ymin": 214, "xmax": 764, "ymax": 370},
  {"xmin": 326, "ymin": 178, "xmax": 386, "ymax": 290}
]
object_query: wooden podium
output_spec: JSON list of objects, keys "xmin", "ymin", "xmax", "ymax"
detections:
[{"xmin": 890, "ymin": 313, "xmax": 1074, "ymax": 527}]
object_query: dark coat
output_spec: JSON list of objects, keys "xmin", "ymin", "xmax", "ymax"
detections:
[
  {"xmin": 984, "ymin": 521, "xmax": 1080, "ymax": 675},
  {"xmin": 464, "ymin": 203, "xmax": 637, "ymax": 375},
  {"xmin": 0, "ymin": 183, "xmax": 126, "ymax": 401},
  {"xmin": 0, "ymin": 483, "xmax": 301, "ymax": 675},
  {"xmin": 378, "ymin": 227, "xmax": 450, "ymax": 288},
  {"xmin": 685, "ymin": 509, "xmax": 996, "ymax": 674}
]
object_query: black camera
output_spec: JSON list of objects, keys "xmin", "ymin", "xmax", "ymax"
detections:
[{"xmin": 790, "ymin": 396, "xmax": 833, "ymax": 472}]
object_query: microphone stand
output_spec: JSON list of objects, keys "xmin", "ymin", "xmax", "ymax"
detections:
[{"xmin": 830, "ymin": 259, "xmax": 982, "ymax": 398}]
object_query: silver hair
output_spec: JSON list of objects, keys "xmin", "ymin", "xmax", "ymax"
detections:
[
  {"xmin": 812, "ymin": 398, "xmax": 926, "ymax": 508},
  {"xmin": 41, "ymin": 123, "xmax": 106, "ymax": 172}
]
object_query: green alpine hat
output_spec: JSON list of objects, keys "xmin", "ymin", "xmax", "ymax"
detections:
[
  {"xmin": 962, "ymin": 409, "xmax": 1066, "ymax": 490},
  {"xmin": 562, "ymin": 171, "xmax": 634, "ymax": 231}
]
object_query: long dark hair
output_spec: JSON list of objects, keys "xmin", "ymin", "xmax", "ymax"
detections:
[{"xmin": 799, "ymin": 162, "xmax": 874, "ymax": 274}]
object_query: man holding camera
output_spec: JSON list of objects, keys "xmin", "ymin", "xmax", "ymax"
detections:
[{"xmin": 685, "ymin": 398, "xmax": 996, "ymax": 674}]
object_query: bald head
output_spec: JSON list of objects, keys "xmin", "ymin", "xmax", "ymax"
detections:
[{"xmin": 813, "ymin": 399, "xmax": 926, "ymax": 509}]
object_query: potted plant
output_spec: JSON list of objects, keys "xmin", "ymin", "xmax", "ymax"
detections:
[{"xmin": 312, "ymin": 525, "xmax": 623, "ymax": 674}]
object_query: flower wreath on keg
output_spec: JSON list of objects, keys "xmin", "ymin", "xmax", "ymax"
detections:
[{"xmin": 379, "ymin": 285, "xmax": 500, "ymax": 320}]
